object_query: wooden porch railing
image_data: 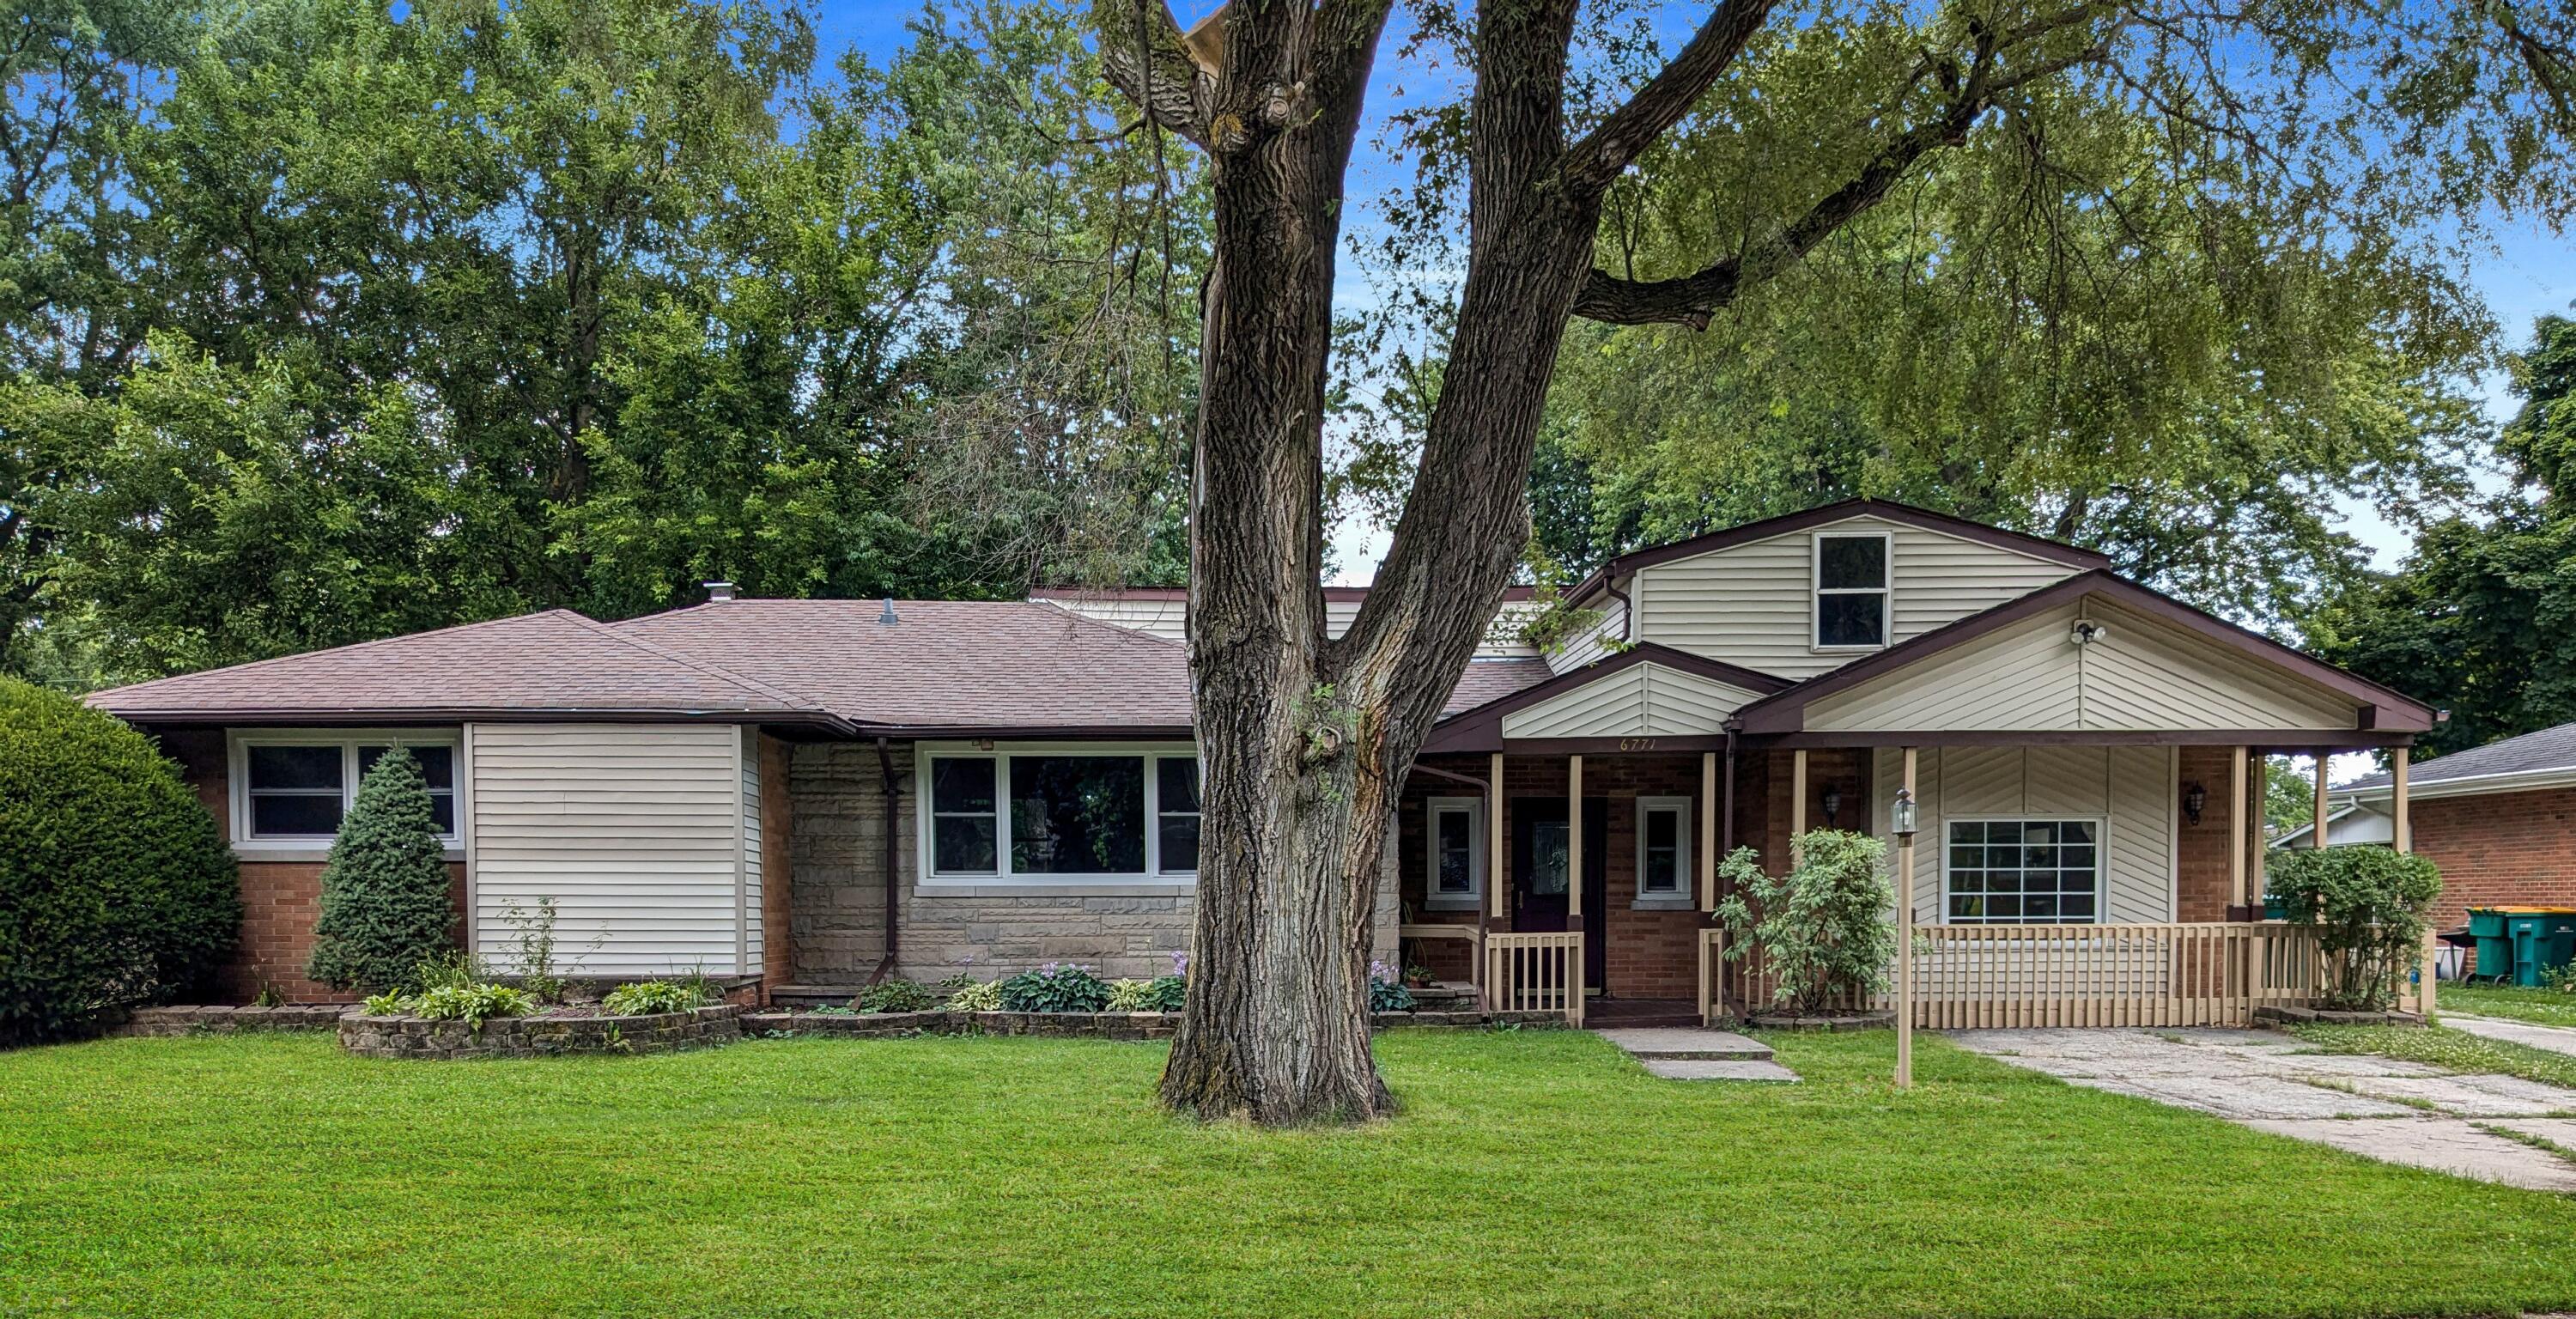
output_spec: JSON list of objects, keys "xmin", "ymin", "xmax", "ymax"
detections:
[
  {"xmin": 1905, "ymin": 922, "xmax": 2324, "ymax": 1029},
  {"xmin": 1485, "ymin": 931, "xmax": 1584, "ymax": 1025}
]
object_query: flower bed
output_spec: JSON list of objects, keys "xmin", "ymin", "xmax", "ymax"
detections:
[{"xmin": 339, "ymin": 1004, "xmax": 743, "ymax": 1059}]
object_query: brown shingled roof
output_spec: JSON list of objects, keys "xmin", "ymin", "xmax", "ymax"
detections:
[
  {"xmin": 88, "ymin": 610, "xmax": 841, "ymax": 727},
  {"xmin": 88, "ymin": 599, "xmax": 1560, "ymax": 736}
]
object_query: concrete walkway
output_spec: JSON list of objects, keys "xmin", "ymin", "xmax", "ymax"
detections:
[
  {"xmin": 1595, "ymin": 1027, "xmax": 1800, "ymax": 1081},
  {"xmin": 1947, "ymin": 1028, "xmax": 2576, "ymax": 1192},
  {"xmin": 2447, "ymin": 1012, "xmax": 2576, "ymax": 1058}
]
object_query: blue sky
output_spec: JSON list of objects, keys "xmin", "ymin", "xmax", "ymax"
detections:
[{"xmin": 812, "ymin": 0, "xmax": 2573, "ymax": 579}]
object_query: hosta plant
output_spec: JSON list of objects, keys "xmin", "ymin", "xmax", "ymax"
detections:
[
  {"xmin": 999, "ymin": 963, "xmax": 1110, "ymax": 1013},
  {"xmin": 599, "ymin": 980, "xmax": 705, "ymax": 1017},
  {"xmin": 410, "ymin": 983, "xmax": 532, "ymax": 1030},
  {"xmin": 854, "ymin": 978, "xmax": 937, "ymax": 1013}
]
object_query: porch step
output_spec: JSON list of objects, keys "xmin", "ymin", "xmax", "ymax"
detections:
[
  {"xmin": 1592, "ymin": 1027, "xmax": 1775, "ymax": 1061},
  {"xmin": 770, "ymin": 984, "xmax": 871, "ymax": 1008}
]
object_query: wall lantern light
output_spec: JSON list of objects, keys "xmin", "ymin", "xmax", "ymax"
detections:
[
  {"xmin": 1890, "ymin": 787, "xmax": 1917, "ymax": 842},
  {"xmin": 1821, "ymin": 787, "xmax": 1843, "ymax": 827},
  {"xmin": 2184, "ymin": 781, "xmax": 2208, "ymax": 826}
]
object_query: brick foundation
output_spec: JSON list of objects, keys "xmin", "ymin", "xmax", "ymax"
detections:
[{"xmin": 161, "ymin": 730, "xmax": 465, "ymax": 1004}]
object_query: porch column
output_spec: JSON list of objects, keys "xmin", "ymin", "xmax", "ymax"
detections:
[
  {"xmin": 1790, "ymin": 748, "xmax": 1808, "ymax": 866},
  {"xmin": 1567, "ymin": 755, "xmax": 1583, "ymax": 923},
  {"xmin": 1699, "ymin": 751, "xmax": 1718, "ymax": 912},
  {"xmin": 2392, "ymin": 747, "xmax": 2411, "ymax": 852},
  {"xmin": 2249, "ymin": 749, "xmax": 2266, "ymax": 910},
  {"xmin": 2312, "ymin": 754, "xmax": 2331, "ymax": 848},
  {"xmin": 1487, "ymin": 751, "xmax": 1505, "ymax": 921},
  {"xmin": 2229, "ymin": 746, "xmax": 2250, "ymax": 908},
  {"xmin": 1896, "ymin": 745, "xmax": 1917, "ymax": 1090}
]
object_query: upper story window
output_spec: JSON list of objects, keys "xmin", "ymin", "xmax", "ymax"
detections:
[
  {"xmin": 1814, "ymin": 531, "xmax": 1892, "ymax": 649},
  {"xmin": 233, "ymin": 732, "xmax": 459, "ymax": 844},
  {"xmin": 1424, "ymin": 797, "xmax": 1485, "ymax": 910},
  {"xmin": 921, "ymin": 743, "xmax": 1200, "ymax": 884}
]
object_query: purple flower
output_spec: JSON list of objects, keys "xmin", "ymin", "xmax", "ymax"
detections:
[{"xmin": 1170, "ymin": 950, "xmax": 1189, "ymax": 976}]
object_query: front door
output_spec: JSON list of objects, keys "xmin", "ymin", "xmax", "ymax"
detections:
[{"xmin": 1513, "ymin": 798, "xmax": 1607, "ymax": 991}]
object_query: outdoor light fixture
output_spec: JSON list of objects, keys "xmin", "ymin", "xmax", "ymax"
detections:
[
  {"xmin": 2184, "ymin": 781, "xmax": 2208, "ymax": 825},
  {"xmin": 1822, "ymin": 787, "xmax": 1842, "ymax": 826},
  {"xmin": 1890, "ymin": 787, "xmax": 1917, "ymax": 842}
]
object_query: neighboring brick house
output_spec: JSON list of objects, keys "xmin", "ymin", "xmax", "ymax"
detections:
[
  {"xmin": 2283, "ymin": 722, "xmax": 2576, "ymax": 944},
  {"xmin": 87, "ymin": 500, "xmax": 2435, "ymax": 1018}
]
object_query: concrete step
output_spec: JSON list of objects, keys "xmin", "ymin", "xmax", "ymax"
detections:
[{"xmin": 1592, "ymin": 1027, "xmax": 1775, "ymax": 1061}]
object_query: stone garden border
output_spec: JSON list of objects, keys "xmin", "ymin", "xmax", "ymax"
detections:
[
  {"xmin": 338, "ymin": 1004, "xmax": 744, "ymax": 1059},
  {"xmin": 741, "ymin": 1008, "xmax": 1569, "ymax": 1037}
]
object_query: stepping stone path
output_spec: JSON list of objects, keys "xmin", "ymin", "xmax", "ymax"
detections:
[
  {"xmin": 1595, "ymin": 1027, "xmax": 1800, "ymax": 1082},
  {"xmin": 1948, "ymin": 1027, "xmax": 2576, "ymax": 1193}
]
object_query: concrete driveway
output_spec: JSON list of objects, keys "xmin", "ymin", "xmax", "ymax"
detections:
[{"xmin": 1947, "ymin": 1027, "xmax": 2576, "ymax": 1192}]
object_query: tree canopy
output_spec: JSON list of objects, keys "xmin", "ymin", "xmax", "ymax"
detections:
[
  {"xmin": 1, "ymin": 0, "xmax": 1198, "ymax": 686},
  {"xmin": 2305, "ymin": 312, "xmax": 2576, "ymax": 759}
]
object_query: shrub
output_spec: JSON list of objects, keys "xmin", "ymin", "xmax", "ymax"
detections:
[
  {"xmin": 2543, "ymin": 963, "xmax": 2576, "ymax": 994},
  {"xmin": 2269, "ymin": 844, "xmax": 2443, "ymax": 1011},
  {"xmin": 943, "ymin": 979, "xmax": 1002, "ymax": 1011},
  {"xmin": 497, "ymin": 896, "xmax": 592, "ymax": 1003},
  {"xmin": 599, "ymin": 980, "xmax": 704, "ymax": 1017},
  {"xmin": 306, "ymin": 747, "xmax": 453, "ymax": 992},
  {"xmin": 1368, "ymin": 968, "xmax": 1417, "ymax": 1013},
  {"xmin": 0, "ymin": 676, "xmax": 240, "ymax": 1043},
  {"xmin": 410, "ymin": 982, "xmax": 531, "ymax": 1030},
  {"xmin": 412, "ymin": 948, "xmax": 484, "ymax": 993},
  {"xmin": 854, "ymin": 978, "xmax": 937, "ymax": 1013},
  {"xmin": 1716, "ymin": 830, "xmax": 1896, "ymax": 1015},
  {"xmin": 999, "ymin": 963, "xmax": 1109, "ymax": 1012},
  {"xmin": 1137, "ymin": 974, "xmax": 1186, "ymax": 1012}
]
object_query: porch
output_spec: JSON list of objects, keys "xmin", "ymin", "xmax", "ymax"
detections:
[{"xmin": 1395, "ymin": 739, "xmax": 2428, "ymax": 1030}]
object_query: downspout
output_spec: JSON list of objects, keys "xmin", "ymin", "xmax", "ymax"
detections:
[
  {"xmin": 872, "ymin": 735, "xmax": 902, "ymax": 985},
  {"xmin": 1605, "ymin": 575, "xmax": 1634, "ymax": 644}
]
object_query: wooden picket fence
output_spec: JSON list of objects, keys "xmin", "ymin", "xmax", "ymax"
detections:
[
  {"xmin": 1485, "ymin": 931, "xmax": 1584, "ymax": 1025},
  {"xmin": 1698, "ymin": 921, "xmax": 2410, "ymax": 1030}
]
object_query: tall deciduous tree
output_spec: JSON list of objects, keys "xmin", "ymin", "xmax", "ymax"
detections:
[
  {"xmin": 2306, "ymin": 313, "xmax": 2576, "ymax": 760},
  {"xmin": 1097, "ymin": 0, "xmax": 2575, "ymax": 1121}
]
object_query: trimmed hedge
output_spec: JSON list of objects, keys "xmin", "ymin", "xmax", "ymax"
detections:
[{"xmin": 0, "ymin": 678, "xmax": 240, "ymax": 1042}]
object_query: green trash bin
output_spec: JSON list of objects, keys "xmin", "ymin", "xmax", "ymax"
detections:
[
  {"xmin": 2468, "ymin": 908, "xmax": 2515, "ymax": 983},
  {"xmin": 2504, "ymin": 909, "xmax": 2576, "ymax": 988}
]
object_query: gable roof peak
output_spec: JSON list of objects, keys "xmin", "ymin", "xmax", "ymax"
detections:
[{"xmin": 1567, "ymin": 498, "xmax": 2112, "ymax": 606}]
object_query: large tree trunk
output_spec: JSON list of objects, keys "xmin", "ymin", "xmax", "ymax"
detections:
[{"xmin": 1152, "ymin": 0, "xmax": 1610, "ymax": 1123}]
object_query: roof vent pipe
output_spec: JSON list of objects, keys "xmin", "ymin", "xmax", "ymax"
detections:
[
  {"xmin": 703, "ymin": 580, "xmax": 736, "ymax": 603},
  {"xmin": 879, "ymin": 598, "xmax": 899, "ymax": 625}
]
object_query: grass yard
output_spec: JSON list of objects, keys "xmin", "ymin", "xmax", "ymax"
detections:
[
  {"xmin": 5, "ymin": 1029, "xmax": 2575, "ymax": 1319},
  {"xmin": 2439, "ymin": 981, "xmax": 2576, "ymax": 1027},
  {"xmin": 2291, "ymin": 1021, "xmax": 2576, "ymax": 1088}
]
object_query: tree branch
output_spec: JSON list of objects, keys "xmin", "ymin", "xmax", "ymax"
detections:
[
  {"xmin": 1560, "ymin": 0, "xmax": 1781, "ymax": 195},
  {"xmin": 1572, "ymin": 34, "xmax": 2111, "ymax": 327},
  {"xmin": 1094, "ymin": 0, "xmax": 1213, "ymax": 150}
]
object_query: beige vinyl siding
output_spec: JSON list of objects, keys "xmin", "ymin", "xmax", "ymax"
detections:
[
  {"xmin": 467, "ymin": 723, "xmax": 756, "ymax": 976},
  {"xmin": 1040, "ymin": 596, "xmax": 1539, "ymax": 657},
  {"xmin": 1546, "ymin": 595, "xmax": 1626, "ymax": 673},
  {"xmin": 1499, "ymin": 662, "xmax": 1764, "ymax": 739},
  {"xmin": 1808, "ymin": 596, "xmax": 2360, "ymax": 732},
  {"xmin": 1876, "ymin": 745, "xmax": 2175, "ymax": 923},
  {"xmin": 1631, "ymin": 514, "xmax": 2080, "ymax": 678}
]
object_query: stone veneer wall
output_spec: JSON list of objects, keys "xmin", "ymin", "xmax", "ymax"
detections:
[
  {"xmin": 338, "ymin": 1005, "xmax": 743, "ymax": 1059},
  {"xmin": 787, "ymin": 742, "xmax": 1398, "ymax": 984}
]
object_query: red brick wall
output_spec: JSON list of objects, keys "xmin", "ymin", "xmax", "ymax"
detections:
[
  {"xmin": 161, "ymin": 729, "xmax": 465, "ymax": 1004},
  {"xmin": 2408, "ymin": 787, "xmax": 2576, "ymax": 933},
  {"xmin": 2174, "ymin": 745, "xmax": 2239, "ymax": 922}
]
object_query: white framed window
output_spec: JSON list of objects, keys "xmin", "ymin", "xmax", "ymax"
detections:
[
  {"xmin": 1424, "ymin": 797, "xmax": 1485, "ymax": 911},
  {"xmin": 1814, "ymin": 530, "xmax": 1892, "ymax": 649},
  {"xmin": 1634, "ymin": 796, "xmax": 1694, "ymax": 909},
  {"xmin": 1941, "ymin": 818, "xmax": 2103, "ymax": 925},
  {"xmin": 916, "ymin": 742, "xmax": 1200, "ymax": 886},
  {"xmin": 228, "ymin": 730, "xmax": 462, "ymax": 851}
]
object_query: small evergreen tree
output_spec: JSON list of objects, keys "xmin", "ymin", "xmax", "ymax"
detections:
[
  {"xmin": 307, "ymin": 747, "xmax": 453, "ymax": 990},
  {"xmin": 1716, "ymin": 830, "xmax": 1898, "ymax": 1016}
]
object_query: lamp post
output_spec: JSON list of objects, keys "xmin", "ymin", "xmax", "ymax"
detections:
[{"xmin": 1893, "ymin": 769, "xmax": 1917, "ymax": 1090}]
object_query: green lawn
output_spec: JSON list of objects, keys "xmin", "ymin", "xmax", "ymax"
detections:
[
  {"xmin": 2291, "ymin": 1021, "xmax": 2576, "ymax": 1088},
  {"xmin": 5, "ymin": 1029, "xmax": 2575, "ymax": 1318},
  {"xmin": 2439, "ymin": 980, "xmax": 2576, "ymax": 1027}
]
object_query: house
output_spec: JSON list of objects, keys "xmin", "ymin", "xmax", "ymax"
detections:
[
  {"xmin": 88, "ymin": 500, "xmax": 2435, "ymax": 1021},
  {"xmin": 2281, "ymin": 720, "xmax": 2576, "ymax": 936}
]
